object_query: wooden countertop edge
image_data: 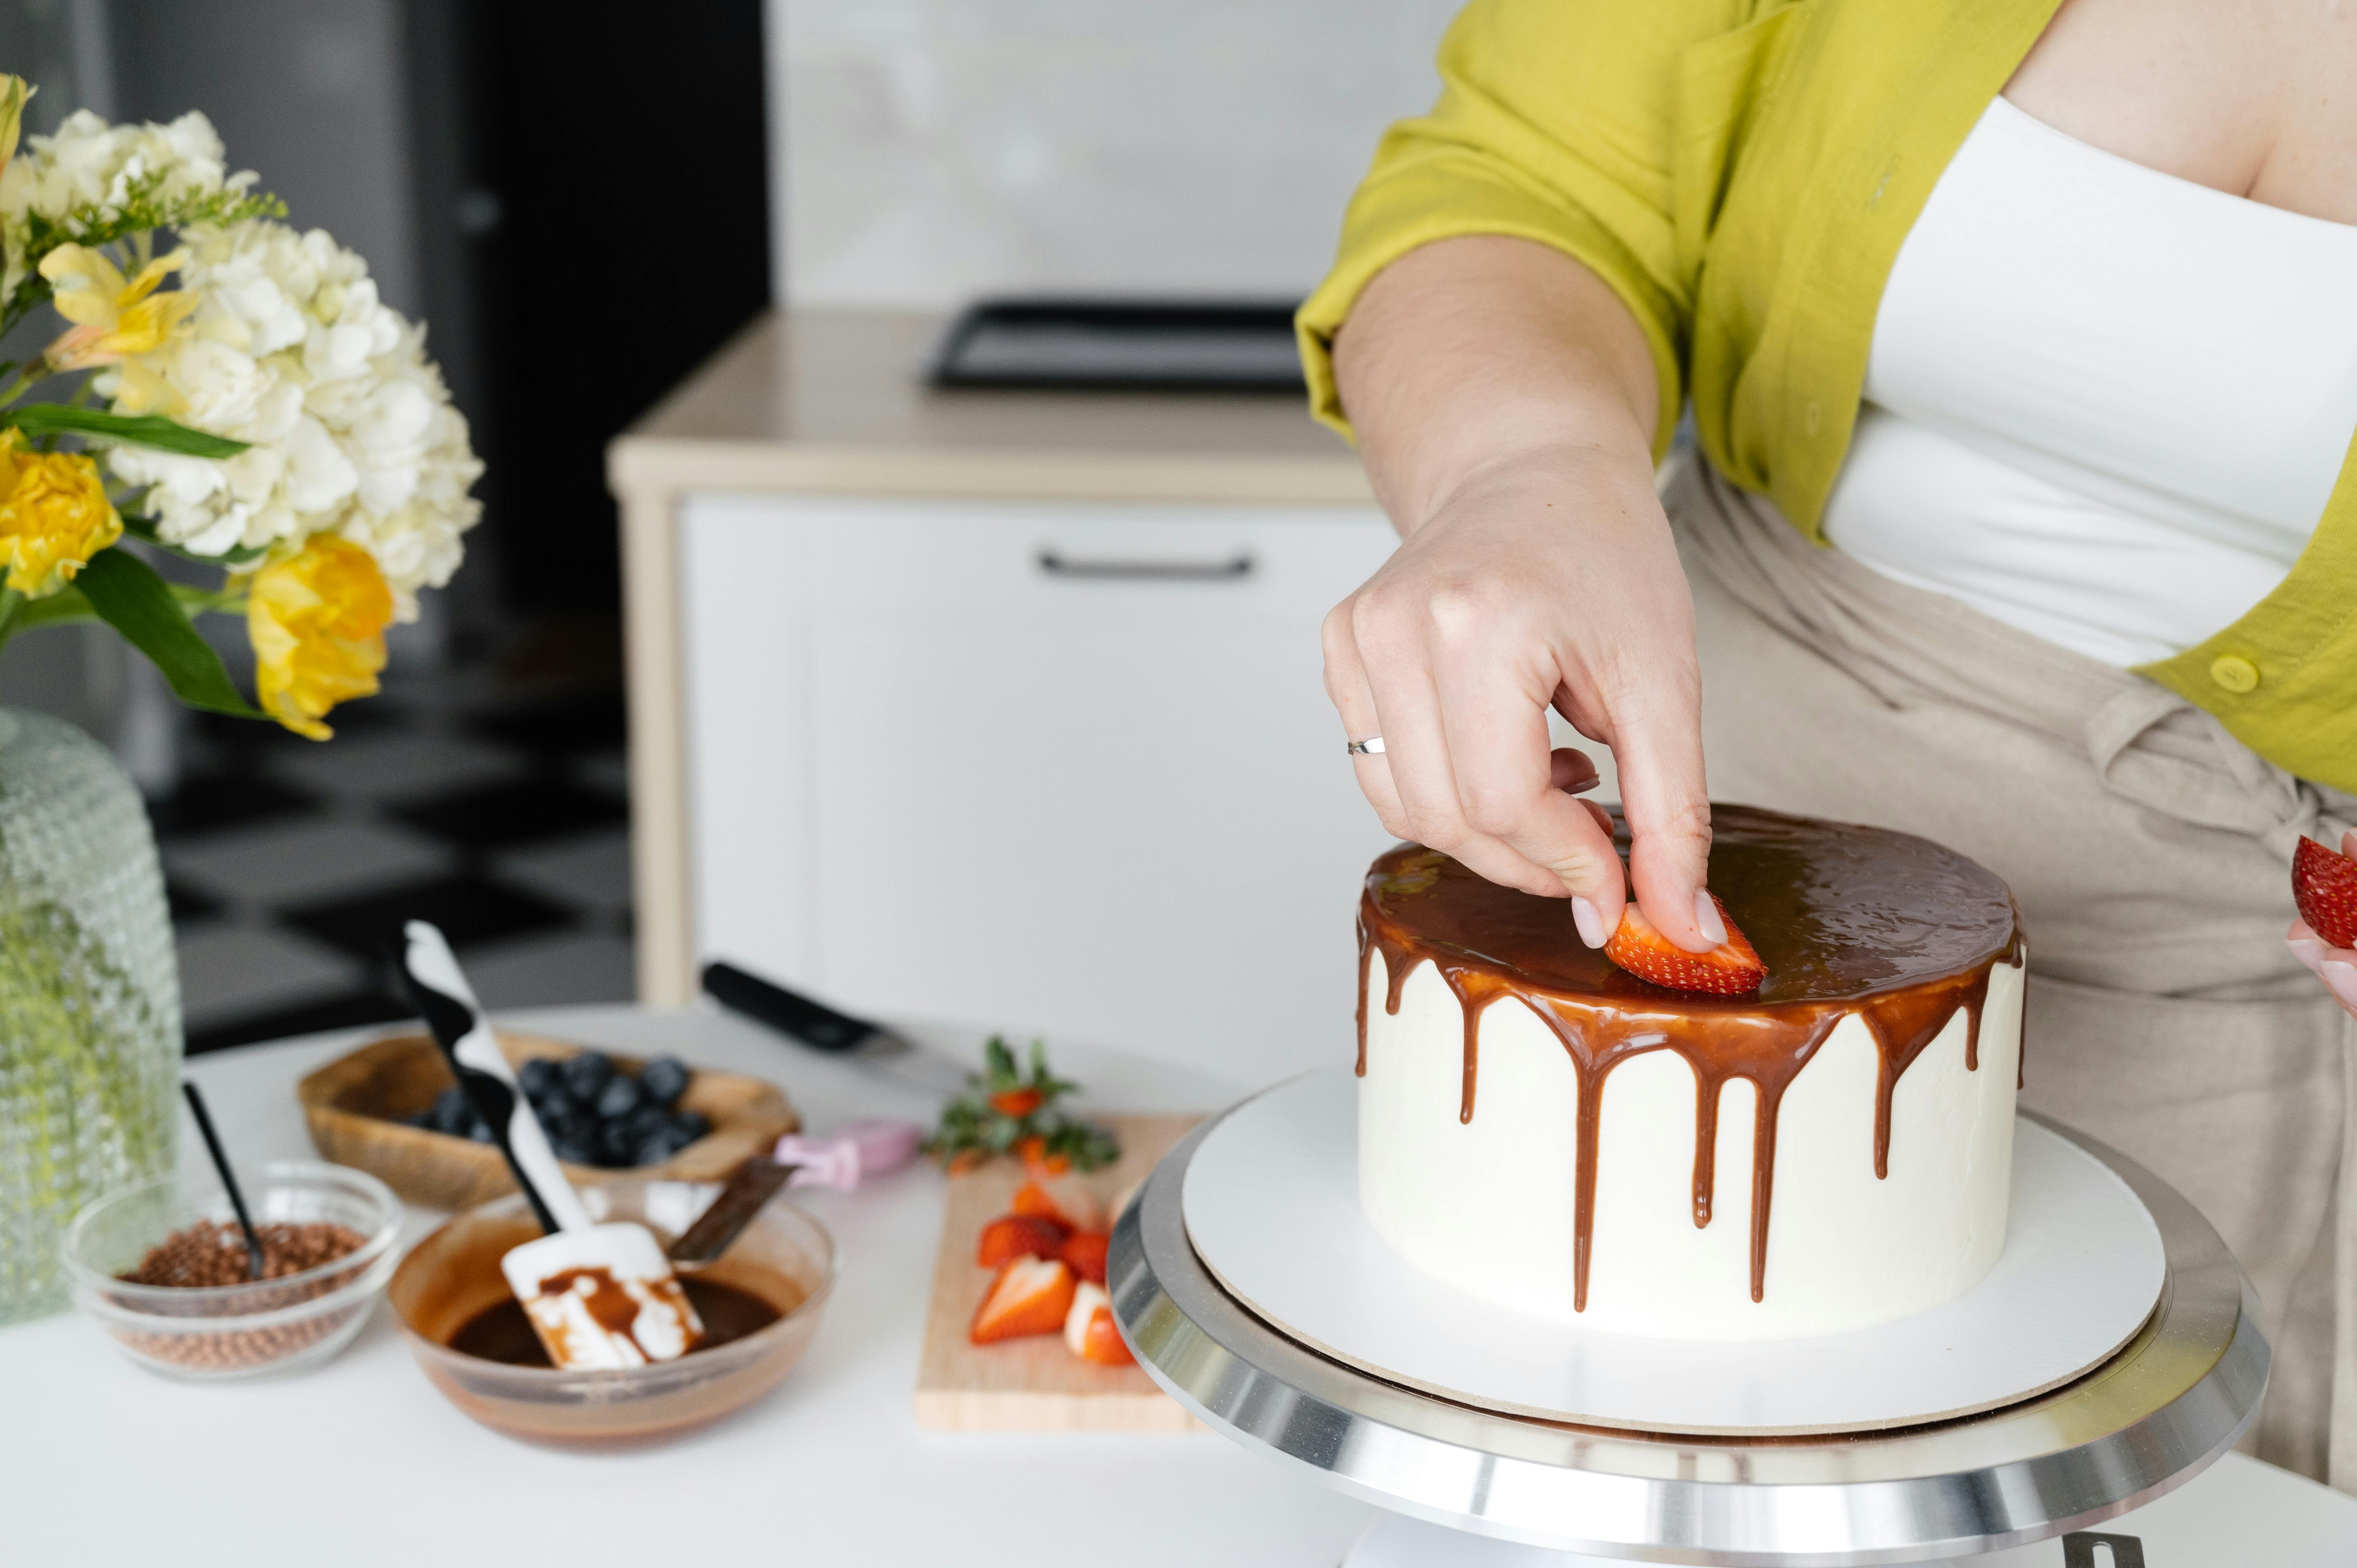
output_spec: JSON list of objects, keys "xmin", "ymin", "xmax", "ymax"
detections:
[{"xmin": 608, "ymin": 436, "xmax": 1376, "ymax": 507}]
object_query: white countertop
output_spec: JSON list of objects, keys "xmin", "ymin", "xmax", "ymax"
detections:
[
  {"xmin": 9, "ymin": 1003, "xmax": 2354, "ymax": 1566},
  {"xmin": 3, "ymin": 1005, "xmax": 1372, "ymax": 1568}
]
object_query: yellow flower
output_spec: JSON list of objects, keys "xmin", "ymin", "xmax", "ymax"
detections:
[
  {"xmin": 244, "ymin": 535, "xmax": 392, "ymax": 740},
  {"xmin": 0, "ymin": 75, "xmax": 28, "ymax": 166},
  {"xmin": 0, "ymin": 431, "xmax": 122, "ymax": 597},
  {"xmin": 38, "ymin": 243, "xmax": 198, "ymax": 372}
]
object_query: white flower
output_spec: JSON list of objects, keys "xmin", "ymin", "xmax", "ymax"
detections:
[
  {"xmin": 0, "ymin": 109, "xmax": 252, "ymax": 299},
  {"xmin": 100, "ymin": 218, "xmax": 481, "ymax": 617}
]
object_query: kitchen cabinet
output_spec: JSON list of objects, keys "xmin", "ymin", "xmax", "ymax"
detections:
[{"xmin": 613, "ymin": 311, "xmax": 1403, "ymax": 1084}]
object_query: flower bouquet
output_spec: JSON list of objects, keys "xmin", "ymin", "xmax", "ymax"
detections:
[
  {"xmin": 0, "ymin": 75, "xmax": 481, "ymax": 1320},
  {"xmin": 0, "ymin": 77, "xmax": 480, "ymax": 732}
]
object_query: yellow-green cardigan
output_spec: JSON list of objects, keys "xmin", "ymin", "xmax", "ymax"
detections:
[{"xmin": 1297, "ymin": 0, "xmax": 2357, "ymax": 793}]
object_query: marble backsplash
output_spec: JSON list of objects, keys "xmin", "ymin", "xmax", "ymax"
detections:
[{"xmin": 769, "ymin": 0, "xmax": 1463, "ymax": 310}]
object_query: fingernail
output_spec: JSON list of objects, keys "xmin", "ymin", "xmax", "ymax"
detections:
[
  {"xmin": 2327, "ymin": 962, "xmax": 2357, "ymax": 1012},
  {"xmin": 1693, "ymin": 890, "xmax": 1727, "ymax": 947},
  {"xmin": 1570, "ymin": 896, "xmax": 1605, "ymax": 949}
]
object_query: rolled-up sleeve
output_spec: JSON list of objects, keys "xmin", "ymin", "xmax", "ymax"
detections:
[{"xmin": 1297, "ymin": 0, "xmax": 1748, "ymax": 457}]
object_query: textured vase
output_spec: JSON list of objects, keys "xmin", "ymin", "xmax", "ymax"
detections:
[{"xmin": 0, "ymin": 707, "xmax": 180, "ymax": 1322}]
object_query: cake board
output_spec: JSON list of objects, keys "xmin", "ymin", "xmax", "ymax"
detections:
[
  {"xmin": 1183, "ymin": 1069, "xmax": 2165, "ymax": 1437},
  {"xmin": 1107, "ymin": 1084, "xmax": 2267, "ymax": 1566}
]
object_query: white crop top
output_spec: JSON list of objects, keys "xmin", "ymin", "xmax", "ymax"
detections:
[{"xmin": 1819, "ymin": 96, "xmax": 2357, "ymax": 668}]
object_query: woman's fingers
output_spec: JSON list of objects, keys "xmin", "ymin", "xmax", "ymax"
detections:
[
  {"xmin": 1321, "ymin": 600, "xmax": 1411, "ymax": 834},
  {"xmin": 1604, "ymin": 661, "xmax": 1717, "ymax": 953},
  {"xmin": 1549, "ymin": 747, "xmax": 1601, "ymax": 794},
  {"xmin": 1331, "ymin": 591, "xmax": 1573, "ymax": 897},
  {"xmin": 2288, "ymin": 917, "xmax": 2357, "ymax": 1017},
  {"xmin": 1427, "ymin": 607, "xmax": 1625, "ymax": 938}
]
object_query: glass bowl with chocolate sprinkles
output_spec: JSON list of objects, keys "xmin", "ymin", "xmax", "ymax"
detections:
[{"xmin": 62, "ymin": 1161, "xmax": 402, "ymax": 1380}]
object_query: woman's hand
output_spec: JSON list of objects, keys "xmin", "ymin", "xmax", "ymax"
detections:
[
  {"xmin": 1324, "ymin": 235, "xmax": 1719, "ymax": 953},
  {"xmin": 2288, "ymin": 829, "xmax": 2357, "ymax": 1019},
  {"xmin": 1322, "ymin": 440, "xmax": 1712, "ymax": 951}
]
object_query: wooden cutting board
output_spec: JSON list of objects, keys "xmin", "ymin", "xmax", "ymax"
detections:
[{"xmin": 915, "ymin": 1113, "xmax": 1203, "ymax": 1431}]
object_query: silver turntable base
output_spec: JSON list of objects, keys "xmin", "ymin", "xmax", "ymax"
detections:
[{"xmin": 1106, "ymin": 1108, "xmax": 2266, "ymax": 1567}]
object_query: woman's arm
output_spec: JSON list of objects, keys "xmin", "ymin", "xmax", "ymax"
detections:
[{"xmin": 1323, "ymin": 234, "xmax": 1721, "ymax": 953}]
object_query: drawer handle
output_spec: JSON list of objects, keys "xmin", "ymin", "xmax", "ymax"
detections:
[{"xmin": 1037, "ymin": 549, "xmax": 1254, "ymax": 581}]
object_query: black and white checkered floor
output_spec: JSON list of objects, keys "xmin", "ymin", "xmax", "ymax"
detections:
[{"xmin": 158, "ymin": 673, "xmax": 635, "ymax": 1055}]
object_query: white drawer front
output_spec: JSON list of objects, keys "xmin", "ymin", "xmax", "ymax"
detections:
[{"xmin": 681, "ymin": 494, "xmax": 1400, "ymax": 1086}]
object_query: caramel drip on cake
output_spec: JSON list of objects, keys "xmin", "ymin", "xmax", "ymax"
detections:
[{"xmin": 1357, "ymin": 806, "xmax": 2023, "ymax": 1310}]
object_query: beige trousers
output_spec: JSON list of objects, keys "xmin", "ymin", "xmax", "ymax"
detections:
[{"xmin": 1663, "ymin": 455, "xmax": 2357, "ymax": 1487}]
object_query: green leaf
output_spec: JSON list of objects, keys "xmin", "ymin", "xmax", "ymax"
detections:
[
  {"xmin": 6, "ymin": 584, "xmax": 98, "ymax": 635},
  {"xmin": 2, "ymin": 404, "xmax": 249, "ymax": 458},
  {"xmin": 74, "ymin": 549, "xmax": 266, "ymax": 719},
  {"xmin": 118, "ymin": 511, "xmax": 267, "ymax": 567}
]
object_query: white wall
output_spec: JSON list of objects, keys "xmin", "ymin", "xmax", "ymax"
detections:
[{"xmin": 770, "ymin": 0, "xmax": 1462, "ymax": 310}]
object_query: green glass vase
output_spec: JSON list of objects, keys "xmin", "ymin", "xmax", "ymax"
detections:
[{"xmin": 0, "ymin": 707, "xmax": 180, "ymax": 1321}]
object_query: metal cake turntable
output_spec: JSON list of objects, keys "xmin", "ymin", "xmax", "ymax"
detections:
[{"xmin": 1106, "ymin": 1074, "xmax": 2267, "ymax": 1566}]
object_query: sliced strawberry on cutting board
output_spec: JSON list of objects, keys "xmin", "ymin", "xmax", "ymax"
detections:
[
  {"xmin": 1064, "ymin": 1282, "xmax": 1135, "ymax": 1366},
  {"xmin": 971, "ymin": 1255, "xmax": 1077, "ymax": 1344},
  {"xmin": 1604, "ymin": 894, "xmax": 1767, "ymax": 996},
  {"xmin": 1061, "ymin": 1229, "xmax": 1110, "ymax": 1285},
  {"xmin": 2293, "ymin": 834, "xmax": 2357, "ymax": 949},
  {"xmin": 976, "ymin": 1213, "xmax": 1070, "ymax": 1270},
  {"xmin": 1012, "ymin": 1176, "xmax": 1106, "ymax": 1233}
]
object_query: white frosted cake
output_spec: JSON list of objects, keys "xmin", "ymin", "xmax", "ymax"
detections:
[{"xmin": 1357, "ymin": 806, "xmax": 2025, "ymax": 1341}]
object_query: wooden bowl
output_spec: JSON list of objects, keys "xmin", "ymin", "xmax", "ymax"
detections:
[{"xmin": 296, "ymin": 1031, "xmax": 800, "ymax": 1212}]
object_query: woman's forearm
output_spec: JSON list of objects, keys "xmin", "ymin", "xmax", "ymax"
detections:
[
  {"xmin": 1333, "ymin": 235, "xmax": 1662, "ymax": 538},
  {"xmin": 1319, "ymin": 235, "xmax": 1721, "ymax": 957}
]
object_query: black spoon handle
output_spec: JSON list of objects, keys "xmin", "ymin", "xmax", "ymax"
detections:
[{"xmin": 182, "ymin": 1081, "xmax": 265, "ymax": 1281}]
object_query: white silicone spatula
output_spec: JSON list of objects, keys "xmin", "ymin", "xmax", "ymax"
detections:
[{"xmin": 396, "ymin": 921, "xmax": 704, "ymax": 1368}]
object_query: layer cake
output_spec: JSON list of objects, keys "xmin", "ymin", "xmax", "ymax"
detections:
[{"xmin": 1356, "ymin": 805, "xmax": 2024, "ymax": 1340}]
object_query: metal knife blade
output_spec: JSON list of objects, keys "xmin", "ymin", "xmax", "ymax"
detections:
[{"xmin": 701, "ymin": 961, "xmax": 972, "ymax": 1099}]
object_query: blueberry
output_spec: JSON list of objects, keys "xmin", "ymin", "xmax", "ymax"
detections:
[
  {"xmin": 429, "ymin": 1084, "xmax": 474, "ymax": 1135},
  {"xmin": 669, "ymin": 1110, "xmax": 711, "ymax": 1145},
  {"xmin": 594, "ymin": 1074, "xmax": 645, "ymax": 1120},
  {"xmin": 517, "ymin": 1058, "xmax": 561, "ymax": 1101},
  {"xmin": 562, "ymin": 1051, "xmax": 615, "ymax": 1101},
  {"xmin": 625, "ymin": 1104, "xmax": 669, "ymax": 1141},
  {"xmin": 631, "ymin": 1135, "xmax": 679, "ymax": 1168},
  {"xmin": 639, "ymin": 1056, "xmax": 691, "ymax": 1109},
  {"xmin": 597, "ymin": 1119, "xmax": 639, "ymax": 1165},
  {"xmin": 551, "ymin": 1137, "xmax": 597, "ymax": 1167},
  {"xmin": 466, "ymin": 1116, "xmax": 494, "ymax": 1143}
]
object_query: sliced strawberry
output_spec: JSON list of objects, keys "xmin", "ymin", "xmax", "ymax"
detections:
[
  {"xmin": 1061, "ymin": 1229, "xmax": 1110, "ymax": 1285},
  {"xmin": 1064, "ymin": 1283, "xmax": 1134, "ymax": 1366},
  {"xmin": 1080, "ymin": 1310, "xmax": 1133, "ymax": 1366},
  {"xmin": 1012, "ymin": 1176, "xmax": 1105, "ymax": 1233},
  {"xmin": 1604, "ymin": 894, "xmax": 1766, "ymax": 995},
  {"xmin": 991, "ymin": 1088, "xmax": 1044, "ymax": 1119},
  {"xmin": 2293, "ymin": 834, "xmax": 2357, "ymax": 949},
  {"xmin": 970, "ymin": 1256, "xmax": 1076, "ymax": 1344},
  {"xmin": 1018, "ymin": 1136, "xmax": 1071, "ymax": 1176},
  {"xmin": 977, "ymin": 1213, "xmax": 1070, "ymax": 1270}
]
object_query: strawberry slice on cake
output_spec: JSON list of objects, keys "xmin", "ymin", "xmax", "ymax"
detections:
[{"xmin": 1604, "ymin": 893, "xmax": 1767, "ymax": 995}]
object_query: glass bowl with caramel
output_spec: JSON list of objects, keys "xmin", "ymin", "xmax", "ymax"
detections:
[
  {"xmin": 389, "ymin": 1176, "xmax": 835, "ymax": 1446},
  {"xmin": 62, "ymin": 1160, "xmax": 403, "ymax": 1380}
]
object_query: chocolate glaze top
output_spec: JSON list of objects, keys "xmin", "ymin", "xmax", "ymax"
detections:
[
  {"xmin": 1357, "ymin": 803, "xmax": 2024, "ymax": 1310},
  {"xmin": 1365, "ymin": 805, "xmax": 2019, "ymax": 1011}
]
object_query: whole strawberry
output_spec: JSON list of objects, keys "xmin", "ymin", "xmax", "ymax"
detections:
[{"xmin": 2293, "ymin": 834, "xmax": 2357, "ymax": 949}]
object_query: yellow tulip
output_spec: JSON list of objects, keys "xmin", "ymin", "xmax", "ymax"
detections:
[
  {"xmin": 0, "ymin": 431, "xmax": 122, "ymax": 598},
  {"xmin": 0, "ymin": 75, "xmax": 28, "ymax": 167},
  {"xmin": 38, "ymin": 243, "xmax": 198, "ymax": 372},
  {"xmin": 244, "ymin": 535, "xmax": 393, "ymax": 740}
]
